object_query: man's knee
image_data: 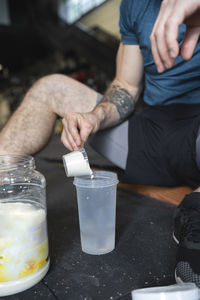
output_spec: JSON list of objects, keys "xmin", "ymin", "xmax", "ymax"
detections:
[
  {"xmin": 35, "ymin": 73, "xmax": 72, "ymax": 94},
  {"xmin": 24, "ymin": 73, "xmax": 95, "ymax": 116},
  {"xmin": 25, "ymin": 74, "xmax": 73, "ymax": 108}
]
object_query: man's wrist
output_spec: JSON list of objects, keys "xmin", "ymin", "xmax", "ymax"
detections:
[{"xmin": 92, "ymin": 101, "xmax": 119, "ymax": 130}]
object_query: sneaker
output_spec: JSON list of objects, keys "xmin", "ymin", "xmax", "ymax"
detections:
[{"xmin": 174, "ymin": 192, "xmax": 200, "ymax": 287}]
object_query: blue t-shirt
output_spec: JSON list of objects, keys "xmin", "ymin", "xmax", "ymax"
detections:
[{"xmin": 119, "ymin": 0, "xmax": 200, "ymax": 106}]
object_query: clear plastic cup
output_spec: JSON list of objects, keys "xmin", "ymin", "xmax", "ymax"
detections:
[
  {"xmin": 73, "ymin": 170, "xmax": 118, "ymax": 255},
  {"xmin": 63, "ymin": 148, "xmax": 93, "ymax": 177},
  {"xmin": 131, "ymin": 283, "xmax": 199, "ymax": 300}
]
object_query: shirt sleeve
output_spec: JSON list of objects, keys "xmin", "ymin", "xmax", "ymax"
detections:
[{"xmin": 119, "ymin": 0, "xmax": 139, "ymax": 45}]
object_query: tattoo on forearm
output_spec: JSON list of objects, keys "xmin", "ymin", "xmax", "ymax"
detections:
[{"xmin": 102, "ymin": 85, "xmax": 136, "ymax": 120}]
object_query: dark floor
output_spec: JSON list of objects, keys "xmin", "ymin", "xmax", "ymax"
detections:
[{"xmin": 5, "ymin": 135, "xmax": 177, "ymax": 300}]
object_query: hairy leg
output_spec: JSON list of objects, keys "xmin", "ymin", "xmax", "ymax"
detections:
[{"xmin": 0, "ymin": 74, "xmax": 98, "ymax": 155}]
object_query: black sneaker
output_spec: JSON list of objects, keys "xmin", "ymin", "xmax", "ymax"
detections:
[{"xmin": 174, "ymin": 192, "xmax": 200, "ymax": 287}]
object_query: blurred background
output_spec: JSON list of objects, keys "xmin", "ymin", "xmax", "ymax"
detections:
[{"xmin": 0, "ymin": 0, "xmax": 120, "ymax": 130}]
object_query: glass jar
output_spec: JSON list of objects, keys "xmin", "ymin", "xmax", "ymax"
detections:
[{"xmin": 0, "ymin": 155, "xmax": 49, "ymax": 297}]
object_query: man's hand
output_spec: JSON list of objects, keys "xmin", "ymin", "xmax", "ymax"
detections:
[
  {"xmin": 150, "ymin": 0, "xmax": 200, "ymax": 73},
  {"xmin": 61, "ymin": 112, "xmax": 100, "ymax": 151}
]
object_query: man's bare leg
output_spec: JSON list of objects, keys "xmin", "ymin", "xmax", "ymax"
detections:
[{"xmin": 0, "ymin": 74, "xmax": 98, "ymax": 155}]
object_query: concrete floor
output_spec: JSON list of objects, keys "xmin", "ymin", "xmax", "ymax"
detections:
[{"xmin": 4, "ymin": 135, "xmax": 177, "ymax": 300}]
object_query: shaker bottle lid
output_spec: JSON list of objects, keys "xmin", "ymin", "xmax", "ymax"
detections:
[{"xmin": 131, "ymin": 283, "xmax": 199, "ymax": 300}]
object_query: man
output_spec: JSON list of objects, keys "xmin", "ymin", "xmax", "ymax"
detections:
[{"xmin": 0, "ymin": 0, "xmax": 200, "ymax": 286}]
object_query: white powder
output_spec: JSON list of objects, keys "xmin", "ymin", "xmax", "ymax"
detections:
[
  {"xmin": 0, "ymin": 202, "xmax": 45, "ymax": 232},
  {"xmin": 0, "ymin": 201, "xmax": 48, "ymax": 282},
  {"xmin": 0, "ymin": 201, "xmax": 45, "ymax": 218}
]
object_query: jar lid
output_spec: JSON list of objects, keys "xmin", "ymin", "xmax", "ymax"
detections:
[{"xmin": 131, "ymin": 283, "xmax": 199, "ymax": 300}]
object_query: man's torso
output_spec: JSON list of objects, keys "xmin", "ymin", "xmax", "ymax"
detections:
[{"xmin": 119, "ymin": 0, "xmax": 200, "ymax": 106}]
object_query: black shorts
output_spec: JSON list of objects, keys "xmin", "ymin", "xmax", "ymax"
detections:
[{"xmin": 121, "ymin": 104, "xmax": 200, "ymax": 188}]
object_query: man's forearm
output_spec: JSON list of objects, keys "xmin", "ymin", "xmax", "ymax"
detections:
[
  {"xmin": 103, "ymin": 84, "xmax": 136, "ymax": 119},
  {"xmin": 92, "ymin": 82, "xmax": 139, "ymax": 130}
]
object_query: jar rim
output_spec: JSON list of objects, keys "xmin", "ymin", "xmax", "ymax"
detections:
[{"xmin": 0, "ymin": 155, "xmax": 35, "ymax": 171}]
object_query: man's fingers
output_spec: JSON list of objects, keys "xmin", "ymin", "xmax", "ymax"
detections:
[
  {"xmin": 79, "ymin": 121, "xmax": 93, "ymax": 145},
  {"xmin": 151, "ymin": 0, "xmax": 175, "ymax": 72},
  {"xmin": 154, "ymin": 28, "xmax": 174, "ymax": 70},
  {"xmin": 180, "ymin": 26, "xmax": 200, "ymax": 60},
  {"xmin": 150, "ymin": 15, "xmax": 165, "ymax": 72},
  {"xmin": 61, "ymin": 113, "xmax": 96, "ymax": 151},
  {"xmin": 151, "ymin": 0, "xmax": 200, "ymax": 68},
  {"xmin": 164, "ymin": 1, "xmax": 200, "ymax": 58},
  {"xmin": 165, "ymin": 16, "xmax": 183, "ymax": 59},
  {"xmin": 153, "ymin": 0, "xmax": 174, "ymax": 69},
  {"xmin": 62, "ymin": 118, "xmax": 79, "ymax": 151},
  {"xmin": 61, "ymin": 130, "xmax": 74, "ymax": 152},
  {"xmin": 68, "ymin": 117, "xmax": 82, "ymax": 147},
  {"xmin": 150, "ymin": 34, "xmax": 165, "ymax": 73}
]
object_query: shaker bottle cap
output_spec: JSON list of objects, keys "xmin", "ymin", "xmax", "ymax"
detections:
[
  {"xmin": 63, "ymin": 148, "xmax": 93, "ymax": 177},
  {"xmin": 132, "ymin": 283, "xmax": 199, "ymax": 300}
]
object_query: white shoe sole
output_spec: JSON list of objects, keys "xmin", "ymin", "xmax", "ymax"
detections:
[
  {"xmin": 175, "ymin": 269, "xmax": 200, "ymax": 299},
  {"xmin": 173, "ymin": 232, "xmax": 179, "ymax": 244},
  {"xmin": 174, "ymin": 232, "xmax": 200, "ymax": 297},
  {"xmin": 175, "ymin": 269, "xmax": 183, "ymax": 284}
]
